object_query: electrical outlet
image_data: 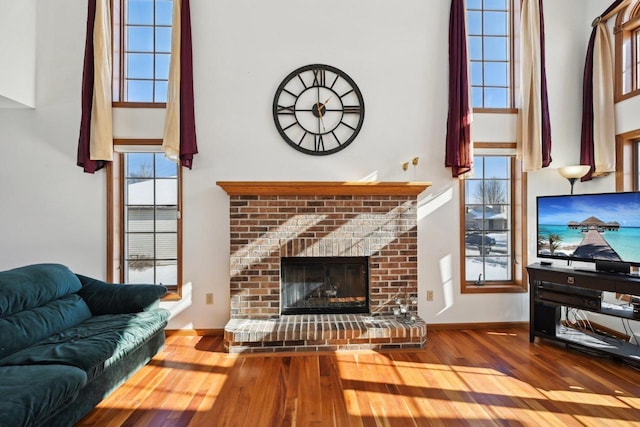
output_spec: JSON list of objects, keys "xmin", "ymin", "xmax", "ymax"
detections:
[
  {"xmin": 426, "ymin": 290, "xmax": 434, "ymax": 301},
  {"xmin": 205, "ymin": 293, "xmax": 214, "ymax": 305}
]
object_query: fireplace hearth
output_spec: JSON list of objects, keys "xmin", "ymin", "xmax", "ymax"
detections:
[{"xmin": 281, "ymin": 256, "xmax": 369, "ymax": 315}]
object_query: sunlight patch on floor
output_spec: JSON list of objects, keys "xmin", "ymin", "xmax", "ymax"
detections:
[
  {"xmin": 347, "ymin": 393, "xmax": 498, "ymax": 422},
  {"xmin": 616, "ymin": 395, "xmax": 640, "ymax": 409},
  {"xmin": 451, "ymin": 365, "xmax": 508, "ymax": 376},
  {"xmin": 539, "ymin": 389, "xmax": 631, "ymax": 408},
  {"xmin": 485, "ymin": 331, "xmax": 518, "ymax": 337}
]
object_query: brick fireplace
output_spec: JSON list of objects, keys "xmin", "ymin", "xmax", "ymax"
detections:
[{"xmin": 217, "ymin": 181, "xmax": 431, "ymax": 353}]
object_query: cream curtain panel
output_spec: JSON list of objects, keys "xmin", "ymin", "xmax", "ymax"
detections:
[
  {"xmin": 162, "ymin": 0, "xmax": 182, "ymax": 162},
  {"xmin": 518, "ymin": 0, "xmax": 551, "ymax": 172},
  {"xmin": 89, "ymin": 0, "xmax": 113, "ymax": 162},
  {"xmin": 591, "ymin": 20, "xmax": 615, "ymax": 176}
]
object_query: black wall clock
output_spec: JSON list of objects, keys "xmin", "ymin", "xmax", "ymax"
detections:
[{"xmin": 273, "ymin": 64, "xmax": 365, "ymax": 156}]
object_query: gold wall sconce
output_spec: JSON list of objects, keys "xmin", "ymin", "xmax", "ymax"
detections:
[{"xmin": 402, "ymin": 157, "xmax": 419, "ymax": 171}]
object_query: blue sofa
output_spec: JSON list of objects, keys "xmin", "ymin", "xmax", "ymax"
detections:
[{"xmin": 0, "ymin": 263, "xmax": 170, "ymax": 427}]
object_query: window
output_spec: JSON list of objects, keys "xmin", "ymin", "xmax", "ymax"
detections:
[
  {"xmin": 635, "ymin": 28, "xmax": 640, "ymax": 89},
  {"xmin": 637, "ymin": 140, "xmax": 640, "ymax": 189},
  {"xmin": 466, "ymin": 0, "xmax": 514, "ymax": 109},
  {"xmin": 107, "ymin": 143, "xmax": 182, "ymax": 294},
  {"xmin": 615, "ymin": 1, "xmax": 640, "ymax": 101},
  {"xmin": 113, "ymin": 0, "xmax": 173, "ymax": 104},
  {"xmin": 615, "ymin": 130, "xmax": 640, "ymax": 191},
  {"xmin": 460, "ymin": 147, "xmax": 526, "ymax": 293}
]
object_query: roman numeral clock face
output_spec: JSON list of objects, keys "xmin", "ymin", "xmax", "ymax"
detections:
[{"xmin": 273, "ymin": 64, "xmax": 365, "ymax": 155}]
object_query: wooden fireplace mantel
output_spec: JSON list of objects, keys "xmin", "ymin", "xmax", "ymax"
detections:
[{"xmin": 216, "ymin": 181, "xmax": 432, "ymax": 196}]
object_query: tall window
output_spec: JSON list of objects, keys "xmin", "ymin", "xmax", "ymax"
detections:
[
  {"xmin": 124, "ymin": 152, "xmax": 179, "ymax": 286},
  {"xmin": 108, "ymin": 144, "xmax": 182, "ymax": 294},
  {"xmin": 461, "ymin": 149, "xmax": 525, "ymax": 293},
  {"xmin": 615, "ymin": 1, "xmax": 640, "ymax": 101},
  {"xmin": 615, "ymin": 131, "xmax": 640, "ymax": 192},
  {"xmin": 467, "ymin": 0, "xmax": 513, "ymax": 109},
  {"xmin": 113, "ymin": 0, "xmax": 173, "ymax": 104},
  {"xmin": 636, "ymin": 140, "xmax": 640, "ymax": 189},
  {"xmin": 635, "ymin": 28, "xmax": 640, "ymax": 89}
]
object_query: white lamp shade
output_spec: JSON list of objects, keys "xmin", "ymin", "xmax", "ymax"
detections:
[{"xmin": 558, "ymin": 165, "xmax": 591, "ymax": 179}]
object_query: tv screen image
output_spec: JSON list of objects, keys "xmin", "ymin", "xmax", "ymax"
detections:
[{"xmin": 536, "ymin": 192, "xmax": 640, "ymax": 267}]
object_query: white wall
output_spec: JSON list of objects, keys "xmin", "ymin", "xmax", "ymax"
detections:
[
  {"xmin": 0, "ymin": 0, "xmax": 633, "ymax": 330},
  {"xmin": 0, "ymin": 0, "xmax": 36, "ymax": 108}
]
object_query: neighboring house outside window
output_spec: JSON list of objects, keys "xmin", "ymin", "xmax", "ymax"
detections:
[
  {"xmin": 615, "ymin": 1, "xmax": 640, "ymax": 101},
  {"xmin": 113, "ymin": 0, "xmax": 173, "ymax": 104},
  {"xmin": 460, "ymin": 146, "xmax": 526, "ymax": 293},
  {"xmin": 107, "ymin": 142, "xmax": 182, "ymax": 295},
  {"xmin": 467, "ymin": 0, "xmax": 515, "ymax": 110}
]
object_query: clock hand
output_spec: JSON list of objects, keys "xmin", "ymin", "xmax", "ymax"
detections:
[
  {"xmin": 316, "ymin": 97, "xmax": 332, "ymax": 132},
  {"xmin": 315, "ymin": 96, "xmax": 333, "ymax": 115},
  {"xmin": 318, "ymin": 105, "xmax": 326, "ymax": 132}
]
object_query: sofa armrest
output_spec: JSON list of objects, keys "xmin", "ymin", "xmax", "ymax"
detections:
[{"xmin": 76, "ymin": 275, "xmax": 167, "ymax": 315}]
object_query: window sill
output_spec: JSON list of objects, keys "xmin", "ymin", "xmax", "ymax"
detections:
[
  {"xmin": 473, "ymin": 108, "xmax": 518, "ymax": 114},
  {"xmin": 462, "ymin": 282, "xmax": 527, "ymax": 294},
  {"xmin": 162, "ymin": 291, "xmax": 182, "ymax": 302},
  {"xmin": 112, "ymin": 102, "xmax": 167, "ymax": 108},
  {"xmin": 615, "ymin": 90, "xmax": 640, "ymax": 103}
]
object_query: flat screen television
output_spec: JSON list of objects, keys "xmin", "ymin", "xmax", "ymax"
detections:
[{"xmin": 536, "ymin": 191, "xmax": 640, "ymax": 271}]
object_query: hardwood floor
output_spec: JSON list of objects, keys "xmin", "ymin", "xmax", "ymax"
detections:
[{"xmin": 78, "ymin": 327, "xmax": 640, "ymax": 426}]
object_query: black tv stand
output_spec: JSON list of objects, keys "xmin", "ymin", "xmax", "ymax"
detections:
[{"xmin": 527, "ymin": 263, "xmax": 640, "ymax": 367}]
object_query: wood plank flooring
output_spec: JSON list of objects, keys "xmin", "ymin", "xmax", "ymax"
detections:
[{"xmin": 77, "ymin": 327, "xmax": 640, "ymax": 426}]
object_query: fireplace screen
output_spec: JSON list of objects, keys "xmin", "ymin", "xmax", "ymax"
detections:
[{"xmin": 281, "ymin": 256, "xmax": 369, "ymax": 315}]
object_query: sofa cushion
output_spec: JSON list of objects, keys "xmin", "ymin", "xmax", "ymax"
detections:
[
  {"xmin": 0, "ymin": 294, "xmax": 92, "ymax": 360},
  {"xmin": 0, "ymin": 263, "xmax": 82, "ymax": 317},
  {"xmin": 0, "ymin": 364, "xmax": 87, "ymax": 427},
  {"xmin": 0, "ymin": 309, "xmax": 170, "ymax": 382},
  {"xmin": 77, "ymin": 274, "xmax": 167, "ymax": 315}
]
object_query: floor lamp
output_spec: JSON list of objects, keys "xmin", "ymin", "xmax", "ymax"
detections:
[{"xmin": 558, "ymin": 165, "xmax": 591, "ymax": 194}]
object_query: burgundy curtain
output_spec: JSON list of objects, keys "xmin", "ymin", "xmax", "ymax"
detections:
[
  {"xmin": 445, "ymin": 0, "xmax": 472, "ymax": 178},
  {"xmin": 178, "ymin": 0, "xmax": 198, "ymax": 169},
  {"xmin": 580, "ymin": 0, "xmax": 625, "ymax": 181},
  {"xmin": 77, "ymin": 0, "xmax": 105, "ymax": 174},
  {"xmin": 539, "ymin": 0, "xmax": 552, "ymax": 167}
]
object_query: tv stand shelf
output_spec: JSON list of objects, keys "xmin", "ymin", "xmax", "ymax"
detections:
[
  {"xmin": 527, "ymin": 263, "xmax": 640, "ymax": 367},
  {"xmin": 557, "ymin": 327, "xmax": 640, "ymax": 362}
]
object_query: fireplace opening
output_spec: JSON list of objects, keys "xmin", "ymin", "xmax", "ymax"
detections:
[{"xmin": 281, "ymin": 256, "xmax": 369, "ymax": 315}]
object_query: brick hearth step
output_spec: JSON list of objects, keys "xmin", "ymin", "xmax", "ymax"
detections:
[{"xmin": 224, "ymin": 314, "xmax": 427, "ymax": 354}]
